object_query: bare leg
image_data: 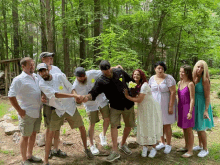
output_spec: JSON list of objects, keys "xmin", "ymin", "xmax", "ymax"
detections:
[
  {"xmin": 111, "ymin": 127, "xmax": 118, "ymax": 151},
  {"xmin": 161, "ymin": 126, "xmax": 165, "ymax": 144},
  {"xmin": 20, "ymin": 136, "xmax": 29, "ymax": 161},
  {"xmin": 197, "ymin": 131, "xmax": 203, "ymax": 148},
  {"xmin": 164, "ymin": 124, "xmax": 172, "ymax": 145},
  {"xmin": 183, "ymin": 129, "xmax": 188, "ymax": 149},
  {"xmin": 102, "ymin": 118, "xmax": 110, "ymax": 136},
  {"xmin": 79, "ymin": 126, "xmax": 87, "ymax": 149},
  {"xmin": 186, "ymin": 127, "xmax": 194, "ymax": 154},
  {"xmin": 199, "ymin": 131, "xmax": 207, "ymax": 150},
  {"xmin": 121, "ymin": 127, "xmax": 131, "ymax": 146},
  {"xmin": 53, "ymin": 130, "xmax": 60, "ymax": 150},
  {"xmin": 44, "ymin": 130, "xmax": 54, "ymax": 164},
  {"xmin": 88, "ymin": 123, "xmax": 95, "ymax": 146},
  {"xmin": 27, "ymin": 132, "xmax": 37, "ymax": 159}
]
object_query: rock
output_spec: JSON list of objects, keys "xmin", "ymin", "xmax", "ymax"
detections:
[
  {"xmin": 3, "ymin": 114, "xmax": 12, "ymax": 120},
  {"xmin": 0, "ymin": 121, "xmax": 20, "ymax": 135},
  {"xmin": 36, "ymin": 133, "xmax": 45, "ymax": 147},
  {"xmin": 63, "ymin": 141, "xmax": 74, "ymax": 146},
  {"xmin": 13, "ymin": 132, "xmax": 21, "ymax": 143},
  {"xmin": 127, "ymin": 137, "xmax": 138, "ymax": 149},
  {"xmin": 8, "ymin": 107, "xmax": 16, "ymax": 112}
]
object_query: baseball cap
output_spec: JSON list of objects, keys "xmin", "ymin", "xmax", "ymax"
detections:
[
  {"xmin": 74, "ymin": 67, "xmax": 86, "ymax": 77},
  {"xmin": 99, "ymin": 60, "xmax": 111, "ymax": 70},
  {"xmin": 37, "ymin": 63, "xmax": 48, "ymax": 71},
  {"xmin": 39, "ymin": 52, "xmax": 55, "ymax": 59}
]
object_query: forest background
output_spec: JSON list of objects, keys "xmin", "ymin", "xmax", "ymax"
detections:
[{"xmin": 1, "ymin": 0, "xmax": 220, "ymax": 80}]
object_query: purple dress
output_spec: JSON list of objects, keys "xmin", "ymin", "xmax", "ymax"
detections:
[{"xmin": 177, "ymin": 85, "xmax": 195, "ymax": 129}]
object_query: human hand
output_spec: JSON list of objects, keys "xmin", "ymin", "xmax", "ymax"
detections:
[
  {"xmin": 168, "ymin": 107, "xmax": 173, "ymax": 114},
  {"xmin": 203, "ymin": 111, "xmax": 211, "ymax": 121},
  {"xmin": 18, "ymin": 109, "xmax": 26, "ymax": 118},
  {"xmin": 41, "ymin": 95, "xmax": 47, "ymax": 103},
  {"xmin": 116, "ymin": 65, "xmax": 123, "ymax": 69},
  {"xmin": 123, "ymin": 89, "xmax": 129, "ymax": 97},
  {"xmin": 187, "ymin": 112, "xmax": 192, "ymax": 120},
  {"xmin": 75, "ymin": 95, "xmax": 84, "ymax": 104}
]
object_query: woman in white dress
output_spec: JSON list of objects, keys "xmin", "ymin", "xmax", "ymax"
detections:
[
  {"xmin": 148, "ymin": 61, "xmax": 176, "ymax": 154},
  {"xmin": 124, "ymin": 69, "xmax": 163, "ymax": 158}
]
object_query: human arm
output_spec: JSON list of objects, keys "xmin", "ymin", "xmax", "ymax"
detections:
[
  {"xmin": 124, "ymin": 89, "xmax": 145, "ymax": 103},
  {"xmin": 187, "ymin": 82, "xmax": 195, "ymax": 120},
  {"xmin": 8, "ymin": 97, "xmax": 26, "ymax": 118},
  {"xmin": 203, "ymin": 78, "xmax": 211, "ymax": 121},
  {"xmin": 85, "ymin": 79, "xmax": 104, "ymax": 102},
  {"xmin": 168, "ymin": 85, "xmax": 176, "ymax": 114},
  {"xmin": 111, "ymin": 65, "xmax": 123, "ymax": 70}
]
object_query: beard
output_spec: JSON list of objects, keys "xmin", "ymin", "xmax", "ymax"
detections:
[
  {"xmin": 79, "ymin": 78, "xmax": 87, "ymax": 84},
  {"xmin": 43, "ymin": 75, "xmax": 50, "ymax": 81}
]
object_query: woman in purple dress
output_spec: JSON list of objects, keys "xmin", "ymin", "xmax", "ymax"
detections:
[{"xmin": 177, "ymin": 65, "xmax": 195, "ymax": 157}]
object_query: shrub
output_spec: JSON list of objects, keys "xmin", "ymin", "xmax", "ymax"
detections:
[
  {"xmin": 212, "ymin": 104, "xmax": 220, "ymax": 118},
  {"xmin": 209, "ymin": 68, "xmax": 220, "ymax": 77},
  {"xmin": 172, "ymin": 131, "xmax": 184, "ymax": 139}
]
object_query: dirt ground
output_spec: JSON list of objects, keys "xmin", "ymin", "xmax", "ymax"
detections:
[{"xmin": 0, "ymin": 96, "xmax": 220, "ymax": 165}]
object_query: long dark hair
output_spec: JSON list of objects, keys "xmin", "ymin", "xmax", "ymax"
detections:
[
  {"xmin": 180, "ymin": 65, "xmax": 193, "ymax": 82},
  {"xmin": 131, "ymin": 69, "xmax": 147, "ymax": 97}
]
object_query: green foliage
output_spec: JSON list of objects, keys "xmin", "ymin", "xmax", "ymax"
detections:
[
  {"xmin": 0, "ymin": 103, "xmax": 10, "ymax": 118},
  {"xmin": 62, "ymin": 128, "xmax": 66, "ymax": 135},
  {"xmin": 209, "ymin": 68, "xmax": 220, "ymax": 76},
  {"xmin": 172, "ymin": 131, "xmax": 184, "ymax": 139},
  {"xmin": 217, "ymin": 91, "xmax": 220, "ymax": 99},
  {"xmin": 208, "ymin": 143, "xmax": 220, "ymax": 163},
  {"xmin": 10, "ymin": 111, "xmax": 18, "ymax": 120},
  {"xmin": 0, "ymin": 150, "xmax": 14, "ymax": 156},
  {"xmin": 211, "ymin": 104, "xmax": 220, "ymax": 117}
]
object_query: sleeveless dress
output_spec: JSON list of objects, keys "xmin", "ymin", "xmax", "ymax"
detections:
[
  {"xmin": 149, "ymin": 75, "xmax": 177, "ymax": 125},
  {"xmin": 177, "ymin": 84, "xmax": 195, "ymax": 129},
  {"xmin": 136, "ymin": 82, "xmax": 163, "ymax": 145},
  {"xmin": 193, "ymin": 78, "xmax": 214, "ymax": 131}
]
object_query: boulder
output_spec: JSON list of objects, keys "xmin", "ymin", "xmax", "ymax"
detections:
[
  {"xmin": 0, "ymin": 121, "xmax": 20, "ymax": 135},
  {"xmin": 3, "ymin": 114, "xmax": 12, "ymax": 120},
  {"xmin": 13, "ymin": 132, "xmax": 21, "ymax": 143},
  {"xmin": 36, "ymin": 133, "xmax": 45, "ymax": 147}
]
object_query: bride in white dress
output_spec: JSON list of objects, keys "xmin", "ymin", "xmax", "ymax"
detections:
[{"xmin": 124, "ymin": 69, "xmax": 163, "ymax": 158}]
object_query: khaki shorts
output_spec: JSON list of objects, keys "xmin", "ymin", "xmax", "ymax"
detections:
[
  {"xmin": 87, "ymin": 105, "xmax": 110, "ymax": 124},
  {"xmin": 19, "ymin": 114, "xmax": 41, "ymax": 137},
  {"xmin": 43, "ymin": 104, "xmax": 52, "ymax": 127},
  {"xmin": 48, "ymin": 109, "xmax": 84, "ymax": 131},
  {"xmin": 110, "ymin": 106, "xmax": 136, "ymax": 128}
]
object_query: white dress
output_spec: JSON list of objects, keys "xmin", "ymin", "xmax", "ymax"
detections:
[
  {"xmin": 137, "ymin": 82, "xmax": 163, "ymax": 145},
  {"xmin": 148, "ymin": 75, "xmax": 176, "ymax": 125}
]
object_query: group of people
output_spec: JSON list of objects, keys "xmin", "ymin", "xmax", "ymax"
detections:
[{"xmin": 8, "ymin": 52, "xmax": 214, "ymax": 165}]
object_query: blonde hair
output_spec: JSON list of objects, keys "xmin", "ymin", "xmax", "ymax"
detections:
[{"xmin": 193, "ymin": 60, "xmax": 210, "ymax": 82}]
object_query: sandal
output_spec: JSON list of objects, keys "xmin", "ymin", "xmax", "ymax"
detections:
[
  {"xmin": 181, "ymin": 152, "xmax": 193, "ymax": 158},
  {"xmin": 177, "ymin": 148, "xmax": 188, "ymax": 152}
]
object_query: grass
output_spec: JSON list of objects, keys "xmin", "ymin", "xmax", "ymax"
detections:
[
  {"xmin": 10, "ymin": 111, "xmax": 18, "ymax": 120},
  {"xmin": 0, "ymin": 103, "xmax": 10, "ymax": 118},
  {"xmin": 211, "ymin": 104, "xmax": 220, "ymax": 118},
  {"xmin": 208, "ymin": 143, "xmax": 220, "ymax": 163},
  {"xmin": 0, "ymin": 150, "xmax": 15, "ymax": 156},
  {"xmin": 0, "ymin": 160, "xmax": 4, "ymax": 165}
]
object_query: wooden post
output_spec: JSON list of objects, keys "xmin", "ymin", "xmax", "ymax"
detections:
[
  {"xmin": 9, "ymin": 63, "xmax": 12, "ymax": 85},
  {"xmin": 16, "ymin": 61, "xmax": 19, "ymax": 75},
  {"xmin": 5, "ymin": 63, "xmax": 8, "ymax": 95}
]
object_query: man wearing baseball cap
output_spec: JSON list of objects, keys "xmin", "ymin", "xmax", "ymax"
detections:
[
  {"xmin": 37, "ymin": 63, "xmax": 94, "ymax": 165},
  {"xmin": 72, "ymin": 67, "xmax": 110, "ymax": 155},
  {"xmin": 83, "ymin": 60, "xmax": 135, "ymax": 162},
  {"xmin": 38, "ymin": 52, "xmax": 66, "ymax": 159}
]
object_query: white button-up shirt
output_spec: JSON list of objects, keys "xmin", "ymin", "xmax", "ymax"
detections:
[
  {"xmin": 39, "ymin": 73, "xmax": 76, "ymax": 117},
  {"xmin": 72, "ymin": 70, "xmax": 108, "ymax": 112},
  {"xmin": 8, "ymin": 72, "xmax": 41, "ymax": 118}
]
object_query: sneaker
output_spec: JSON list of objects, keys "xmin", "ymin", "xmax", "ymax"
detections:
[
  {"xmin": 53, "ymin": 149, "xmax": 67, "ymax": 158},
  {"xmin": 118, "ymin": 143, "xmax": 132, "ymax": 155},
  {"xmin": 99, "ymin": 133, "xmax": 107, "ymax": 146},
  {"xmin": 198, "ymin": 150, "xmax": 209, "ymax": 157},
  {"xmin": 141, "ymin": 146, "xmax": 148, "ymax": 157},
  {"xmin": 90, "ymin": 145, "xmax": 100, "ymax": 155},
  {"xmin": 84, "ymin": 149, "xmax": 94, "ymax": 159},
  {"xmin": 106, "ymin": 151, "xmax": 120, "ymax": 162},
  {"xmin": 148, "ymin": 148, "xmax": 157, "ymax": 158},
  {"xmin": 21, "ymin": 160, "xmax": 32, "ymax": 165},
  {"xmin": 156, "ymin": 143, "xmax": 165, "ymax": 150},
  {"xmin": 164, "ymin": 145, "xmax": 172, "ymax": 154},
  {"xmin": 27, "ymin": 155, "xmax": 42, "ymax": 162},
  {"xmin": 193, "ymin": 146, "xmax": 203, "ymax": 151}
]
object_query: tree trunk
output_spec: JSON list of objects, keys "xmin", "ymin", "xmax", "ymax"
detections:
[
  {"xmin": 29, "ymin": 23, "xmax": 34, "ymax": 58},
  {"xmin": 40, "ymin": 0, "xmax": 47, "ymax": 52},
  {"xmin": 2, "ymin": 0, "xmax": 8, "ymax": 59},
  {"xmin": 62, "ymin": 0, "xmax": 70, "ymax": 76},
  {"xmin": 52, "ymin": 0, "xmax": 57, "ymax": 65},
  {"xmin": 12, "ymin": 0, "xmax": 19, "ymax": 58},
  {"xmin": 93, "ymin": 0, "xmax": 101, "ymax": 63},
  {"xmin": 46, "ymin": 0, "xmax": 54, "ymax": 53}
]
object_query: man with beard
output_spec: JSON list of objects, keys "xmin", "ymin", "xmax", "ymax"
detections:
[
  {"xmin": 83, "ymin": 60, "xmax": 135, "ymax": 162},
  {"xmin": 37, "ymin": 63, "xmax": 94, "ymax": 165},
  {"xmin": 8, "ymin": 57, "xmax": 42, "ymax": 165},
  {"xmin": 72, "ymin": 67, "xmax": 110, "ymax": 155},
  {"xmin": 39, "ymin": 52, "xmax": 66, "ymax": 159}
]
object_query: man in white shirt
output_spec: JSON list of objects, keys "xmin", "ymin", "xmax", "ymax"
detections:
[
  {"xmin": 39, "ymin": 52, "xmax": 66, "ymax": 158},
  {"xmin": 8, "ymin": 57, "xmax": 42, "ymax": 165},
  {"xmin": 37, "ymin": 63, "xmax": 94, "ymax": 165},
  {"xmin": 72, "ymin": 67, "xmax": 110, "ymax": 155}
]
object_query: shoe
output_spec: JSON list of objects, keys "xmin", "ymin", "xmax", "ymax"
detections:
[
  {"xmin": 148, "ymin": 148, "xmax": 157, "ymax": 158},
  {"xmin": 99, "ymin": 132, "xmax": 107, "ymax": 146},
  {"xmin": 193, "ymin": 146, "xmax": 203, "ymax": 151},
  {"xmin": 106, "ymin": 151, "xmax": 120, "ymax": 162},
  {"xmin": 164, "ymin": 145, "xmax": 172, "ymax": 154},
  {"xmin": 141, "ymin": 146, "xmax": 148, "ymax": 157},
  {"xmin": 118, "ymin": 143, "xmax": 132, "ymax": 155},
  {"xmin": 48, "ymin": 150, "xmax": 53, "ymax": 159},
  {"xmin": 181, "ymin": 152, "xmax": 193, "ymax": 158},
  {"xmin": 27, "ymin": 155, "xmax": 42, "ymax": 162},
  {"xmin": 52, "ymin": 149, "xmax": 67, "ymax": 158},
  {"xmin": 84, "ymin": 149, "xmax": 94, "ymax": 159},
  {"xmin": 177, "ymin": 147, "xmax": 188, "ymax": 152},
  {"xmin": 21, "ymin": 160, "xmax": 32, "ymax": 165},
  {"xmin": 198, "ymin": 150, "xmax": 209, "ymax": 157},
  {"xmin": 90, "ymin": 145, "xmax": 100, "ymax": 155},
  {"xmin": 156, "ymin": 143, "xmax": 165, "ymax": 150}
]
